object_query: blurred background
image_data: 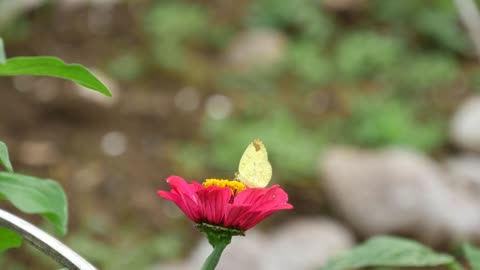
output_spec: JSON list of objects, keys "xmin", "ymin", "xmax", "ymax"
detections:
[{"xmin": 1, "ymin": 0, "xmax": 480, "ymax": 269}]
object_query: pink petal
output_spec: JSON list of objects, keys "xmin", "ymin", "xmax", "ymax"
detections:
[
  {"xmin": 240, "ymin": 203, "xmax": 293, "ymax": 230},
  {"xmin": 157, "ymin": 176, "xmax": 204, "ymax": 222},
  {"xmin": 228, "ymin": 185, "xmax": 293, "ymax": 230},
  {"xmin": 223, "ymin": 204, "xmax": 252, "ymax": 229},
  {"xmin": 232, "ymin": 187, "xmax": 269, "ymax": 205},
  {"xmin": 197, "ymin": 186, "xmax": 231, "ymax": 225}
]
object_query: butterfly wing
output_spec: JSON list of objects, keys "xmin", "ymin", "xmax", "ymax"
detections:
[{"xmin": 238, "ymin": 139, "xmax": 272, "ymax": 188}]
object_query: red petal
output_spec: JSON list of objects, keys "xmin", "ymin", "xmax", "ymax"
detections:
[
  {"xmin": 223, "ymin": 204, "xmax": 252, "ymax": 229},
  {"xmin": 197, "ymin": 186, "xmax": 231, "ymax": 225},
  {"xmin": 157, "ymin": 176, "xmax": 204, "ymax": 222},
  {"xmin": 228, "ymin": 185, "xmax": 293, "ymax": 230}
]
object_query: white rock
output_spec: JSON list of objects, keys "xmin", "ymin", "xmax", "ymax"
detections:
[
  {"xmin": 260, "ymin": 218, "xmax": 354, "ymax": 270},
  {"xmin": 153, "ymin": 218, "xmax": 354, "ymax": 270},
  {"xmin": 451, "ymin": 96, "xmax": 480, "ymax": 152},
  {"xmin": 320, "ymin": 147, "xmax": 480, "ymax": 244},
  {"xmin": 445, "ymin": 154, "xmax": 480, "ymax": 189},
  {"xmin": 224, "ymin": 29, "xmax": 287, "ymax": 70}
]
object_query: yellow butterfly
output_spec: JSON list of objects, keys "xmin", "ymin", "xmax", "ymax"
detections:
[{"xmin": 236, "ymin": 139, "xmax": 272, "ymax": 188}]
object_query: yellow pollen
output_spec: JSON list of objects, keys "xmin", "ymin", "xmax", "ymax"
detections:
[{"xmin": 203, "ymin": 179, "xmax": 246, "ymax": 195}]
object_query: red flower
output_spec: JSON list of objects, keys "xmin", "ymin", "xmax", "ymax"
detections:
[{"xmin": 157, "ymin": 175, "xmax": 293, "ymax": 231}]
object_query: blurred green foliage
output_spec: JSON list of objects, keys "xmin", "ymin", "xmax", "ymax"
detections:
[
  {"xmin": 344, "ymin": 96, "xmax": 447, "ymax": 152},
  {"xmin": 157, "ymin": 0, "xmax": 473, "ymax": 182},
  {"xmin": 246, "ymin": 0, "xmax": 335, "ymax": 43},
  {"xmin": 471, "ymin": 68, "xmax": 480, "ymax": 92},
  {"xmin": 106, "ymin": 52, "xmax": 145, "ymax": 81},
  {"xmin": 391, "ymin": 54, "xmax": 459, "ymax": 93},
  {"xmin": 335, "ymin": 32, "xmax": 404, "ymax": 81},
  {"xmin": 144, "ymin": 2, "xmax": 231, "ymax": 75},
  {"xmin": 287, "ymin": 40, "xmax": 332, "ymax": 87}
]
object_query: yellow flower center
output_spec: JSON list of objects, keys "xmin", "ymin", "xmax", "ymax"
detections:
[{"xmin": 203, "ymin": 179, "xmax": 246, "ymax": 195}]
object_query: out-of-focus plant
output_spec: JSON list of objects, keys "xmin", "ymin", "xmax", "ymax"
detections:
[
  {"xmin": 219, "ymin": 67, "xmax": 283, "ymax": 93},
  {"xmin": 415, "ymin": 8, "xmax": 470, "ymax": 55},
  {"xmin": 144, "ymin": 2, "xmax": 208, "ymax": 73},
  {"xmin": 344, "ymin": 96, "xmax": 447, "ymax": 152},
  {"xmin": 391, "ymin": 54, "xmax": 459, "ymax": 93},
  {"xmin": 106, "ymin": 52, "xmax": 145, "ymax": 81},
  {"xmin": 287, "ymin": 40, "xmax": 333, "ymax": 87},
  {"xmin": 470, "ymin": 68, "xmax": 480, "ymax": 92},
  {"xmin": 145, "ymin": 2, "xmax": 210, "ymax": 44},
  {"xmin": 370, "ymin": 0, "xmax": 424, "ymax": 25},
  {"xmin": 246, "ymin": 0, "xmax": 335, "ymax": 43},
  {"xmin": 144, "ymin": 1, "xmax": 231, "ymax": 76},
  {"xmin": 335, "ymin": 32, "xmax": 404, "ymax": 81}
]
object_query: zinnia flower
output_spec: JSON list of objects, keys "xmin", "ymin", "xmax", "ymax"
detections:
[{"xmin": 157, "ymin": 175, "xmax": 293, "ymax": 231}]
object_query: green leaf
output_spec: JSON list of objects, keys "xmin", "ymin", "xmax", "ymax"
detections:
[
  {"xmin": 464, "ymin": 243, "xmax": 480, "ymax": 270},
  {"xmin": 0, "ymin": 228, "xmax": 22, "ymax": 252},
  {"xmin": 321, "ymin": 236, "xmax": 455, "ymax": 270},
  {"xmin": 0, "ymin": 56, "xmax": 111, "ymax": 96},
  {"xmin": 0, "ymin": 38, "xmax": 5, "ymax": 64},
  {"xmin": 0, "ymin": 172, "xmax": 68, "ymax": 235},
  {"xmin": 0, "ymin": 141, "xmax": 13, "ymax": 173}
]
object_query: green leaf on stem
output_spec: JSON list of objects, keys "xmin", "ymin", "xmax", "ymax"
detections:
[
  {"xmin": 0, "ymin": 228, "xmax": 22, "ymax": 252},
  {"xmin": 0, "ymin": 141, "xmax": 13, "ymax": 172},
  {"xmin": 0, "ymin": 172, "xmax": 68, "ymax": 235},
  {"xmin": 321, "ymin": 236, "xmax": 456, "ymax": 270},
  {"xmin": 0, "ymin": 38, "xmax": 5, "ymax": 64},
  {"xmin": 0, "ymin": 56, "xmax": 111, "ymax": 96},
  {"xmin": 464, "ymin": 243, "xmax": 480, "ymax": 270}
]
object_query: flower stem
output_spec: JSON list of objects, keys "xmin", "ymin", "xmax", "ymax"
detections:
[
  {"xmin": 195, "ymin": 223, "xmax": 243, "ymax": 270},
  {"xmin": 201, "ymin": 241, "xmax": 228, "ymax": 270}
]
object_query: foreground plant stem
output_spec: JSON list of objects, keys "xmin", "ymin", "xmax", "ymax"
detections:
[{"xmin": 0, "ymin": 208, "xmax": 96, "ymax": 270}]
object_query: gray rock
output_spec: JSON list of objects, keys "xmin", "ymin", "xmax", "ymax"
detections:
[
  {"xmin": 260, "ymin": 218, "xmax": 354, "ymax": 270},
  {"xmin": 445, "ymin": 154, "xmax": 480, "ymax": 189},
  {"xmin": 153, "ymin": 218, "xmax": 354, "ymax": 270},
  {"xmin": 320, "ymin": 147, "xmax": 480, "ymax": 244},
  {"xmin": 224, "ymin": 29, "xmax": 287, "ymax": 70},
  {"xmin": 451, "ymin": 96, "xmax": 480, "ymax": 152}
]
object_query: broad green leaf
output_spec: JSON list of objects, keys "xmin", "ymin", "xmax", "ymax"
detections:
[
  {"xmin": 0, "ymin": 141, "xmax": 13, "ymax": 172},
  {"xmin": 0, "ymin": 172, "xmax": 68, "ymax": 235},
  {"xmin": 321, "ymin": 236, "xmax": 455, "ymax": 270},
  {"xmin": 464, "ymin": 243, "xmax": 480, "ymax": 270},
  {"xmin": 0, "ymin": 56, "xmax": 111, "ymax": 96},
  {"xmin": 0, "ymin": 228, "xmax": 22, "ymax": 252},
  {"xmin": 0, "ymin": 38, "xmax": 5, "ymax": 64}
]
